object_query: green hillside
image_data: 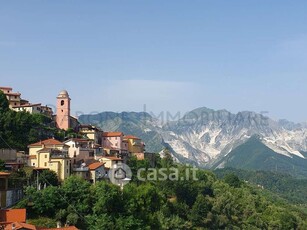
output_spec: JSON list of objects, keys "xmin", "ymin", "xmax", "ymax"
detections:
[
  {"xmin": 215, "ymin": 168, "xmax": 307, "ymax": 205},
  {"xmin": 0, "ymin": 91, "xmax": 59, "ymax": 151},
  {"xmin": 213, "ymin": 136, "xmax": 307, "ymax": 178}
]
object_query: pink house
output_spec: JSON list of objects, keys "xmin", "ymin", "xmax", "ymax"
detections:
[{"xmin": 102, "ymin": 132, "xmax": 128, "ymax": 158}]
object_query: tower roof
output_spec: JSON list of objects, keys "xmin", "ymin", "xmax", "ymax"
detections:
[{"xmin": 58, "ymin": 90, "xmax": 69, "ymax": 98}]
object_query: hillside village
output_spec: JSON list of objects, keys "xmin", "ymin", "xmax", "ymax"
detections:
[
  {"xmin": 0, "ymin": 86, "xmax": 156, "ymax": 229},
  {"xmin": 0, "ymin": 86, "xmax": 155, "ymax": 179}
]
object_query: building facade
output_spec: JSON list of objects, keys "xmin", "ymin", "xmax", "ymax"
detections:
[
  {"xmin": 0, "ymin": 87, "xmax": 21, "ymax": 108},
  {"xmin": 27, "ymin": 139, "xmax": 71, "ymax": 181},
  {"xmin": 124, "ymin": 135, "xmax": 145, "ymax": 154}
]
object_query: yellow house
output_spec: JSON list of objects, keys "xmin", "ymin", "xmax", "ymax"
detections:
[
  {"xmin": 79, "ymin": 125, "xmax": 103, "ymax": 145},
  {"xmin": 124, "ymin": 135, "xmax": 145, "ymax": 154},
  {"xmin": 28, "ymin": 139, "xmax": 71, "ymax": 181},
  {"xmin": 99, "ymin": 156, "xmax": 123, "ymax": 169}
]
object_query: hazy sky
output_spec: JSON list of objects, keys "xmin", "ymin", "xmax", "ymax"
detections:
[{"xmin": 1, "ymin": 1, "xmax": 307, "ymax": 122}]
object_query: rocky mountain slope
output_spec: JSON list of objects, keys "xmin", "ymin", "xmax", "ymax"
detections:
[
  {"xmin": 79, "ymin": 107, "xmax": 307, "ymax": 176},
  {"xmin": 162, "ymin": 107, "xmax": 307, "ymax": 167}
]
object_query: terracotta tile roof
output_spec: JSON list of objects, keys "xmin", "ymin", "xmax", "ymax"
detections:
[
  {"xmin": 5, "ymin": 222, "xmax": 37, "ymax": 230},
  {"xmin": 0, "ymin": 209, "xmax": 26, "ymax": 224},
  {"xmin": 64, "ymin": 138, "xmax": 92, "ymax": 143},
  {"xmin": 5, "ymin": 92, "xmax": 21, "ymax": 96},
  {"xmin": 0, "ymin": 87, "xmax": 13, "ymax": 90},
  {"xmin": 124, "ymin": 135, "xmax": 141, "ymax": 140},
  {"xmin": 28, "ymin": 155, "xmax": 37, "ymax": 159},
  {"xmin": 28, "ymin": 139, "xmax": 63, "ymax": 147},
  {"xmin": 102, "ymin": 132, "xmax": 123, "ymax": 137},
  {"xmin": 102, "ymin": 156, "xmax": 123, "ymax": 161},
  {"xmin": 88, "ymin": 162, "xmax": 105, "ymax": 170},
  {"xmin": 39, "ymin": 226, "xmax": 79, "ymax": 230},
  {"xmin": 37, "ymin": 148, "xmax": 52, "ymax": 153},
  {"xmin": 0, "ymin": 172, "xmax": 11, "ymax": 176},
  {"xmin": 12, "ymin": 103, "xmax": 41, "ymax": 108}
]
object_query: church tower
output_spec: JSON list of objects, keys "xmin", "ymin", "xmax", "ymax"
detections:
[{"xmin": 56, "ymin": 90, "xmax": 71, "ymax": 130}]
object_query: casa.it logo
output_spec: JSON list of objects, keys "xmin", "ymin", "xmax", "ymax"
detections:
[{"xmin": 108, "ymin": 163, "xmax": 132, "ymax": 186}]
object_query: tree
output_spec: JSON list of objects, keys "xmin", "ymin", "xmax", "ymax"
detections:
[
  {"xmin": 39, "ymin": 169, "xmax": 59, "ymax": 186},
  {"xmin": 190, "ymin": 194, "xmax": 212, "ymax": 227},
  {"xmin": 92, "ymin": 180, "xmax": 123, "ymax": 215},
  {"xmin": 224, "ymin": 173, "xmax": 242, "ymax": 188},
  {"xmin": 0, "ymin": 159, "xmax": 5, "ymax": 171},
  {"xmin": 61, "ymin": 176, "xmax": 92, "ymax": 228},
  {"xmin": 161, "ymin": 148, "xmax": 174, "ymax": 168},
  {"xmin": 0, "ymin": 91, "xmax": 9, "ymax": 113}
]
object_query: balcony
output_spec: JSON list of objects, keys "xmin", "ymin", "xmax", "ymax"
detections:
[
  {"xmin": 50, "ymin": 150, "xmax": 69, "ymax": 159},
  {"xmin": 73, "ymin": 167, "xmax": 89, "ymax": 172}
]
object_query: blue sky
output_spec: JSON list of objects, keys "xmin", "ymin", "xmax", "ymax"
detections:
[{"xmin": 1, "ymin": 1, "xmax": 307, "ymax": 122}]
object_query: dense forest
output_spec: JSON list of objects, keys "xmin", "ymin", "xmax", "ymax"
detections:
[
  {"xmin": 15, "ymin": 156, "xmax": 307, "ymax": 230},
  {"xmin": 215, "ymin": 167, "xmax": 307, "ymax": 206},
  {"xmin": 0, "ymin": 91, "xmax": 74, "ymax": 150}
]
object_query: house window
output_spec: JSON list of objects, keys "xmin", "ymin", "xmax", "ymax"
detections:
[
  {"xmin": 0, "ymin": 179, "xmax": 6, "ymax": 190},
  {"xmin": 33, "ymin": 163, "xmax": 35, "ymax": 166},
  {"xmin": 44, "ymin": 162, "xmax": 47, "ymax": 167},
  {"xmin": 45, "ymin": 154, "xmax": 47, "ymax": 158},
  {"xmin": 67, "ymin": 161, "xmax": 69, "ymax": 165}
]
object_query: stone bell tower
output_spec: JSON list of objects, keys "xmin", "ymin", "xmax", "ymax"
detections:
[{"xmin": 56, "ymin": 90, "xmax": 71, "ymax": 130}]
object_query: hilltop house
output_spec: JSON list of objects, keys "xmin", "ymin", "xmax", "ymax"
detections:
[
  {"xmin": 124, "ymin": 135, "xmax": 145, "ymax": 154},
  {"xmin": 12, "ymin": 103, "xmax": 53, "ymax": 117},
  {"xmin": 27, "ymin": 139, "xmax": 71, "ymax": 181},
  {"xmin": 0, "ymin": 87, "xmax": 21, "ymax": 108},
  {"xmin": 102, "ymin": 132, "xmax": 128, "ymax": 158},
  {"xmin": 99, "ymin": 156, "xmax": 123, "ymax": 169},
  {"xmin": 79, "ymin": 125, "xmax": 103, "ymax": 145},
  {"xmin": 64, "ymin": 138, "xmax": 96, "ymax": 166},
  {"xmin": 0, "ymin": 86, "xmax": 53, "ymax": 117}
]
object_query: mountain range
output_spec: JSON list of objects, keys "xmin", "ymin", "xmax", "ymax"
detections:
[{"xmin": 79, "ymin": 107, "xmax": 307, "ymax": 178}]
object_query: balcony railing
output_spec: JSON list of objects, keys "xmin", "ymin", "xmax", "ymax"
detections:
[{"xmin": 73, "ymin": 167, "xmax": 89, "ymax": 172}]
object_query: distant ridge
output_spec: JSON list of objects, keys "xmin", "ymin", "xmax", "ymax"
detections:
[{"xmin": 80, "ymin": 107, "xmax": 307, "ymax": 178}]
